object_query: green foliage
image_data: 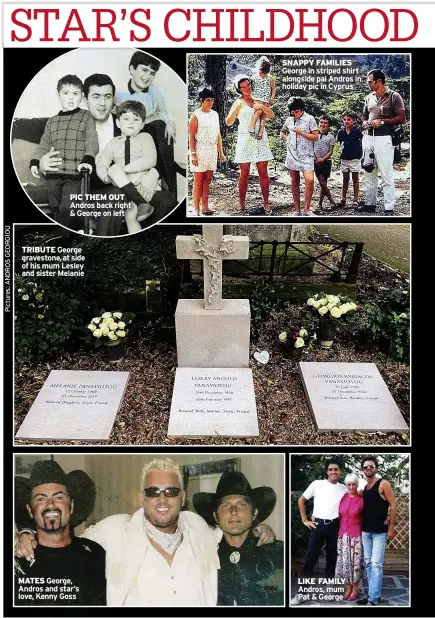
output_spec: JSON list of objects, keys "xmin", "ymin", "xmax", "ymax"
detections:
[
  {"xmin": 188, "ymin": 54, "xmax": 410, "ymax": 165},
  {"xmin": 15, "ymin": 275, "xmax": 82, "ymax": 365},
  {"xmin": 249, "ymin": 281, "xmax": 285, "ymax": 339},
  {"xmin": 291, "ymin": 454, "xmax": 410, "ymax": 493},
  {"xmin": 362, "ymin": 289, "xmax": 410, "ymax": 362},
  {"xmin": 291, "ymin": 492, "xmax": 311, "ymax": 558}
]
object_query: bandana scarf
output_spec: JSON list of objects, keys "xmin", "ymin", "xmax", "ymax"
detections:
[{"xmin": 144, "ymin": 517, "xmax": 183, "ymax": 555}]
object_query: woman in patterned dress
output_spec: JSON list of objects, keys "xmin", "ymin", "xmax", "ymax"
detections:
[
  {"xmin": 335, "ymin": 473, "xmax": 365, "ymax": 602},
  {"xmin": 189, "ymin": 87, "xmax": 226, "ymax": 215},
  {"xmin": 225, "ymin": 75, "xmax": 274, "ymax": 214}
]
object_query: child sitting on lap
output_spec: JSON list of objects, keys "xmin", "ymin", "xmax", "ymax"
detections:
[{"xmin": 96, "ymin": 100, "xmax": 160, "ymax": 233}]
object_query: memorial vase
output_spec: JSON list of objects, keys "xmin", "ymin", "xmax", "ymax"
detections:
[
  {"xmin": 106, "ymin": 339, "xmax": 125, "ymax": 362},
  {"xmin": 318, "ymin": 318, "xmax": 337, "ymax": 348}
]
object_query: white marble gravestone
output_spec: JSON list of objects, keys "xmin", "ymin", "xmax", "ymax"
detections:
[
  {"xmin": 299, "ymin": 362, "xmax": 408, "ymax": 433},
  {"xmin": 16, "ymin": 370, "xmax": 129, "ymax": 441},
  {"xmin": 175, "ymin": 225, "xmax": 250, "ymax": 367},
  {"xmin": 168, "ymin": 368, "xmax": 258, "ymax": 437},
  {"xmin": 169, "ymin": 225, "xmax": 258, "ymax": 437}
]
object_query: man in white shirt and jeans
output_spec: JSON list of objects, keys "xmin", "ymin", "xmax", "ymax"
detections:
[{"xmin": 292, "ymin": 459, "xmax": 347, "ymax": 605}]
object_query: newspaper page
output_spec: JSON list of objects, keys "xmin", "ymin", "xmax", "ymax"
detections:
[{"xmin": 2, "ymin": 2, "xmax": 417, "ymax": 616}]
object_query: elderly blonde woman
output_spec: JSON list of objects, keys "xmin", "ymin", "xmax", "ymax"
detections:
[{"xmin": 335, "ymin": 473, "xmax": 365, "ymax": 602}]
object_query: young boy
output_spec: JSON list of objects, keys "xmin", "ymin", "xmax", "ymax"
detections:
[
  {"xmin": 248, "ymin": 56, "xmax": 276, "ymax": 140},
  {"xmin": 336, "ymin": 111, "xmax": 363, "ymax": 209},
  {"xmin": 30, "ymin": 75, "xmax": 98, "ymax": 229},
  {"xmin": 116, "ymin": 51, "xmax": 177, "ymax": 195},
  {"xmin": 314, "ymin": 115, "xmax": 337, "ymax": 211},
  {"xmin": 280, "ymin": 97, "xmax": 319, "ymax": 216},
  {"xmin": 96, "ymin": 100, "xmax": 160, "ymax": 233}
]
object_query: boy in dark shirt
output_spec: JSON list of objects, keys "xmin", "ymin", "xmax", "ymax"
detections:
[{"xmin": 336, "ymin": 111, "xmax": 362, "ymax": 209}]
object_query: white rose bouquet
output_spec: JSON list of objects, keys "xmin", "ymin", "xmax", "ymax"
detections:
[
  {"xmin": 85, "ymin": 310, "xmax": 135, "ymax": 348},
  {"xmin": 306, "ymin": 293, "xmax": 357, "ymax": 321}
]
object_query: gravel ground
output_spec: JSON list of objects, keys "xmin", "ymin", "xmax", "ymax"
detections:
[
  {"xmin": 14, "ymin": 338, "xmax": 409, "ymax": 447},
  {"xmin": 187, "ymin": 158, "xmax": 410, "ymax": 218},
  {"xmin": 14, "ymin": 231, "xmax": 410, "ymax": 447}
]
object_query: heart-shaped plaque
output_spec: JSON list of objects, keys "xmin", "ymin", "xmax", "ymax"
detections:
[{"xmin": 253, "ymin": 350, "xmax": 270, "ymax": 365}]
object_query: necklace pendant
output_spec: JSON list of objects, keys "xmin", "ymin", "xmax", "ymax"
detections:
[{"xmin": 230, "ymin": 551, "xmax": 240, "ymax": 564}]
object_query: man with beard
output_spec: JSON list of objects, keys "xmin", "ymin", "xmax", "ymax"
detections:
[
  {"xmin": 14, "ymin": 460, "xmax": 106, "ymax": 605},
  {"xmin": 193, "ymin": 470, "xmax": 284, "ymax": 606},
  {"xmin": 356, "ymin": 456, "xmax": 397, "ymax": 606},
  {"xmin": 17, "ymin": 458, "xmax": 275, "ymax": 606}
]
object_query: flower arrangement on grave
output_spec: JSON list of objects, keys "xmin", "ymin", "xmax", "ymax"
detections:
[
  {"xmin": 86, "ymin": 311, "xmax": 135, "ymax": 350},
  {"xmin": 306, "ymin": 293, "xmax": 358, "ymax": 320},
  {"xmin": 278, "ymin": 325, "xmax": 310, "ymax": 349},
  {"xmin": 306, "ymin": 293, "xmax": 358, "ymax": 348}
]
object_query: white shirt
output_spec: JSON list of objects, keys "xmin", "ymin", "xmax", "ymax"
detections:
[
  {"xmin": 303, "ymin": 480, "xmax": 347, "ymax": 520},
  {"xmin": 95, "ymin": 115, "xmax": 116, "ymax": 155},
  {"xmin": 124, "ymin": 534, "xmax": 203, "ymax": 606}
]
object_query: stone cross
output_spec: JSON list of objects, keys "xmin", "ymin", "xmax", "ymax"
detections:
[{"xmin": 176, "ymin": 225, "xmax": 249, "ymax": 310}]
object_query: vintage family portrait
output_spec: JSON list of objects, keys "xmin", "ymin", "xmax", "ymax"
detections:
[
  {"xmin": 187, "ymin": 53, "xmax": 410, "ymax": 218},
  {"xmin": 11, "ymin": 48, "xmax": 187, "ymax": 236}
]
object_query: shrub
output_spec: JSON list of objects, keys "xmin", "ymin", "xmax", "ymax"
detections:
[
  {"xmin": 363, "ymin": 288, "xmax": 410, "ymax": 363},
  {"xmin": 15, "ymin": 276, "xmax": 83, "ymax": 365}
]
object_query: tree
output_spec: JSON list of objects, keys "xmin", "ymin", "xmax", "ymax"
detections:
[
  {"xmin": 205, "ymin": 55, "xmax": 228, "ymax": 138},
  {"xmin": 291, "ymin": 454, "xmax": 409, "ymax": 493}
]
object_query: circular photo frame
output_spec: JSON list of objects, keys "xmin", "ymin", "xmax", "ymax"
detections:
[{"xmin": 11, "ymin": 48, "xmax": 187, "ymax": 237}]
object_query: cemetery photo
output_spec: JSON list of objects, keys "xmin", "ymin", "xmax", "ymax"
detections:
[
  {"xmin": 290, "ymin": 453, "xmax": 410, "ymax": 608},
  {"xmin": 187, "ymin": 53, "xmax": 410, "ymax": 217},
  {"xmin": 13, "ymin": 222, "xmax": 410, "ymax": 446},
  {"xmin": 10, "ymin": 47, "xmax": 187, "ymax": 237},
  {"xmin": 13, "ymin": 452, "xmax": 285, "ymax": 607}
]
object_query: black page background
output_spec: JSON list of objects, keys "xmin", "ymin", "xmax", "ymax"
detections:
[{"xmin": 3, "ymin": 46, "xmax": 420, "ymax": 617}]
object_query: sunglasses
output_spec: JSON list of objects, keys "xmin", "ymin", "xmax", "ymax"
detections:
[
  {"xmin": 363, "ymin": 465, "xmax": 376, "ymax": 470},
  {"xmin": 143, "ymin": 487, "xmax": 181, "ymax": 498}
]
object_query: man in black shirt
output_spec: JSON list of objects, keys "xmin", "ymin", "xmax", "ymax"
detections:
[
  {"xmin": 356, "ymin": 456, "xmax": 397, "ymax": 606},
  {"xmin": 193, "ymin": 470, "xmax": 284, "ymax": 606},
  {"xmin": 15, "ymin": 460, "xmax": 106, "ymax": 606}
]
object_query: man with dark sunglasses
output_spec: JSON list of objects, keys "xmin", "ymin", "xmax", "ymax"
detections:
[
  {"xmin": 356, "ymin": 456, "xmax": 397, "ymax": 606},
  {"xmin": 17, "ymin": 458, "xmax": 274, "ymax": 606}
]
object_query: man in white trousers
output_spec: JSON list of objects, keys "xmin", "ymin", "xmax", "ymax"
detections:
[{"xmin": 358, "ymin": 69, "xmax": 405, "ymax": 215}]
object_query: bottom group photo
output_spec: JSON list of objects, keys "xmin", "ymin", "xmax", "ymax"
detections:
[
  {"xmin": 290, "ymin": 453, "xmax": 410, "ymax": 608},
  {"xmin": 13, "ymin": 452, "xmax": 285, "ymax": 608}
]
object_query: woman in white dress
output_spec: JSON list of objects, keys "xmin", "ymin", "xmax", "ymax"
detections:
[
  {"xmin": 225, "ymin": 75, "xmax": 274, "ymax": 214},
  {"xmin": 189, "ymin": 87, "xmax": 226, "ymax": 215}
]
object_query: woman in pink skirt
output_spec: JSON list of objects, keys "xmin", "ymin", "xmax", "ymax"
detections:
[{"xmin": 335, "ymin": 473, "xmax": 365, "ymax": 601}]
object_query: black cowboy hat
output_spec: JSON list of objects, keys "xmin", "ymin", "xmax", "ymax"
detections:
[
  {"xmin": 192, "ymin": 470, "xmax": 276, "ymax": 527},
  {"xmin": 15, "ymin": 460, "xmax": 96, "ymax": 528}
]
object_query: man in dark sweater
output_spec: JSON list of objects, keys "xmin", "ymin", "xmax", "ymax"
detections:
[
  {"xmin": 356, "ymin": 456, "xmax": 397, "ymax": 606},
  {"xmin": 15, "ymin": 460, "xmax": 106, "ymax": 606},
  {"xmin": 193, "ymin": 471, "xmax": 284, "ymax": 606}
]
